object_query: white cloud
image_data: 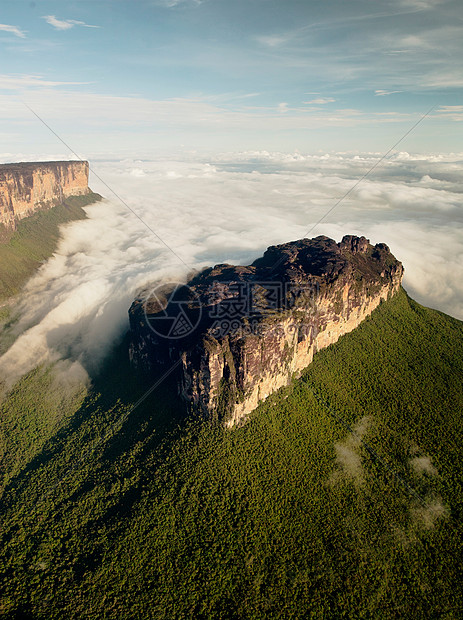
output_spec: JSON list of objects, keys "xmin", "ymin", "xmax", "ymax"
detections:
[
  {"xmin": 255, "ymin": 35, "xmax": 288, "ymax": 47},
  {"xmin": 396, "ymin": 0, "xmax": 448, "ymax": 10},
  {"xmin": 0, "ymin": 23, "xmax": 26, "ymax": 38},
  {"xmin": 375, "ymin": 89, "xmax": 402, "ymax": 96},
  {"xmin": 0, "ymin": 74, "xmax": 91, "ymax": 90},
  {"xmin": 435, "ymin": 106, "xmax": 463, "ymax": 121},
  {"xmin": 400, "ymin": 34, "xmax": 430, "ymax": 48},
  {"xmin": 332, "ymin": 417, "xmax": 371, "ymax": 486},
  {"xmin": 42, "ymin": 15, "xmax": 100, "ymax": 31},
  {"xmin": 0, "ymin": 152, "xmax": 462, "ymax": 389},
  {"xmin": 439, "ymin": 105, "xmax": 463, "ymax": 112},
  {"xmin": 154, "ymin": 0, "xmax": 203, "ymax": 7},
  {"xmin": 0, "ymin": 88, "xmax": 418, "ymax": 138},
  {"xmin": 304, "ymin": 97, "xmax": 336, "ymax": 105}
]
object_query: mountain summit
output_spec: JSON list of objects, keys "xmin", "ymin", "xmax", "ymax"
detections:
[{"xmin": 129, "ymin": 235, "xmax": 403, "ymax": 424}]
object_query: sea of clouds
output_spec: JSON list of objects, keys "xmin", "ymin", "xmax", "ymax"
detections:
[{"xmin": 0, "ymin": 151, "xmax": 462, "ymax": 388}]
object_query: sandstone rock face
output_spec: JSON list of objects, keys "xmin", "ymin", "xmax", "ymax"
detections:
[
  {"xmin": 129, "ymin": 235, "xmax": 404, "ymax": 425},
  {"xmin": 0, "ymin": 161, "xmax": 90, "ymax": 228}
]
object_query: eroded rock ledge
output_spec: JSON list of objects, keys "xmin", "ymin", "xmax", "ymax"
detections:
[{"xmin": 129, "ymin": 235, "xmax": 403, "ymax": 425}]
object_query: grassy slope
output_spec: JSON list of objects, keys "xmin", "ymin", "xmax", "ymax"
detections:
[
  {"xmin": 0, "ymin": 193, "xmax": 102, "ymax": 302},
  {"xmin": 0, "ymin": 289, "xmax": 462, "ymax": 619}
]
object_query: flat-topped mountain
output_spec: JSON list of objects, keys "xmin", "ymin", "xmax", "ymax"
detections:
[
  {"xmin": 2, "ymin": 235, "xmax": 463, "ymax": 618},
  {"xmin": 0, "ymin": 160, "xmax": 90, "ymax": 229},
  {"xmin": 0, "ymin": 161, "xmax": 101, "ymax": 300},
  {"xmin": 129, "ymin": 235, "xmax": 403, "ymax": 424}
]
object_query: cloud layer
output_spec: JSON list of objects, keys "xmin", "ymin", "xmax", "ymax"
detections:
[{"xmin": 0, "ymin": 152, "xmax": 461, "ymax": 387}]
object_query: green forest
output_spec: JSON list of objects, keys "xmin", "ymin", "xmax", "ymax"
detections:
[{"xmin": 1, "ymin": 288, "xmax": 462, "ymax": 618}]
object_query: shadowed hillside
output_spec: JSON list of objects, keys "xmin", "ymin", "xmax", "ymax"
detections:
[{"xmin": 0, "ymin": 288, "xmax": 462, "ymax": 618}]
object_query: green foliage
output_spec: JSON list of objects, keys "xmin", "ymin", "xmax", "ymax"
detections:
[
  {"xmin": 0, "ymin": 365, "xmax": 87, "ymax": 492},
  {"xmin": 0, "ymin": 289, "xmax": 463, "ymax": 618},
  {"xmin": 0, "ymin": 193, "xmax": 102, "ymax": 301}
]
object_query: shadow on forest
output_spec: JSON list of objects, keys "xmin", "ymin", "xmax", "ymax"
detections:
[{"xmin": 0, "ymin": 332, "xmax": 188, "ymax": 509}]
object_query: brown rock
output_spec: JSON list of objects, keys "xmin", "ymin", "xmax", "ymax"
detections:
[
  {"xmin": 129, "ymin": 235, "xmax": 404, "ymax": 425},
  {"xmin": 0, "ymin": 161, "xmax": 90, "ymax": 229}
]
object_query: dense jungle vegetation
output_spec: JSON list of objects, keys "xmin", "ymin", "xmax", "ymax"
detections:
[{"xmin": 0, "ymin": 288, "xmax": 462, "ymax": 618}]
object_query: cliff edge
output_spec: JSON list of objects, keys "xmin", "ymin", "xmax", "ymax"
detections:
[
  {"xmin": 0, "ymin": 160, "xmax": 90, "ymax": 229},
  {"xmin": 129, "ymin": 235, "xmax": 403, "ymax": 425}
]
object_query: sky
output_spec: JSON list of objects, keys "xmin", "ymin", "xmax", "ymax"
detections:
[{"xmin": 0, "ymin": 0, "xmax": 462, "ymax": 155}]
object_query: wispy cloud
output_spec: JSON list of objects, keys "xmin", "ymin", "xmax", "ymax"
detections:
[
  {"xmin": 233, "ymin": 92, "xmax": 260, "ymax": 100},
  {"xmin": 42, "ymin": 15, "xmax": 100, "ymax": 31},
  {"xmin": 0, "ymin": 74, "xmax": 92, "ymax": 90},
  {"xmin": 0, "ymin": 89, "xmax": 423, "ymax": 134},
  {"xmin": 255, "ymin": 35, "xmax": 289, "ymax": 48},
  {"xmin": 304, "ymin": 97, "xmax": 336, "ymax": 105},
  {"xmin": 438, "ymin": 105, "xmax": 463, "ymax": 112},
  {"xmin": 375, "ymin": 90, "xmax": 402, "ymax": 96},
  {"xmin": 396, "ymin": 0, "xmax": 449, "ymax": 10},
  {"xmin": 331, "ymin": 417, "xmax": 371, "ymax": 487},
  {"xmin": 435, "ymin": 105, "xmax": 463, "ymax": 121},
  {"xmin": 155, "ymin": 0, "xmax": 203, "ymax": 7},
  {"xmin": 0, "ymin": 23, "xmax": 26, "ymax": 38}
]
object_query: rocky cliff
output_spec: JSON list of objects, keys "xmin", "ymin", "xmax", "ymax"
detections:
[
  {"xmin": 0, "ymin": 160, "xmax": 90, "ymax": 229},
  {"xmin": 129, "ymin": 235, "xmax": 404, "ymax": 425}
]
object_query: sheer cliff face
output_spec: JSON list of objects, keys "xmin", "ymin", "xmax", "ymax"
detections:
[
  {"xmin": 129, "ymin": 235, "xmax": 404, "ymax": 425},
  {"xmin": 0, "ymin": 161, "xmax": 90, "ymax": 228}
]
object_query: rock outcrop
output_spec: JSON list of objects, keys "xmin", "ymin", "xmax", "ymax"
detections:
[
  {"xmin": 129, "ymin": 235, "xmax": 403, "ymax": 425},
  {"xmin": 0, "ymin": 161, "xmax": 90, "ymax": 229}
]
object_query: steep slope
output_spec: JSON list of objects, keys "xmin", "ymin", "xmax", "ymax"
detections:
[{"xmin": 1, "ymin": 289, "xmax": 462, "ymax": 618}]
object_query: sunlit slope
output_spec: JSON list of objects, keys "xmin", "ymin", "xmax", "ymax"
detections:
[{"xmin": 1, "ymin": 288, "xmax": 462, "ymax": 619}]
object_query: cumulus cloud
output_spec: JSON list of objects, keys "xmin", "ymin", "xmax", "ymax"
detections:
[
  {"xmin": 0, "ymin": 152, "xmax": 462, "ymax": 388},
  {"xmin": 0, "ymin": 23, "xmax": 26, "ymax": 38},
  {"xmin": 42, "ymin": 16, "xmax": 100, "ymax": 31}
]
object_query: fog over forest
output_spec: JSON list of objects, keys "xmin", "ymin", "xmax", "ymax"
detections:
[{"xmin": 0, "ymin": 151, "xmax": 461, "ymax": 387}]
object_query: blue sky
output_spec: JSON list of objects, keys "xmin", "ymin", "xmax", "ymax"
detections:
[{"xmin": 0, "ymin": 0, "xmax": 462, "ymax": 156}]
